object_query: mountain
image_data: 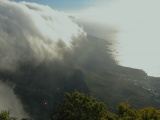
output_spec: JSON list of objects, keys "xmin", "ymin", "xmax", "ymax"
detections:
[{"xmin": 0, "ymin": 35, "xmax": 160, "ymax": 119}]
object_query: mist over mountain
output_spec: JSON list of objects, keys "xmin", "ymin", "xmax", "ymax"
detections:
[
  {"xmin": 72, "ymin": 0, "xmax": 160, "ymax": 77},
  {"xmin": 0, "ymin": 0, "xmax": 85, "ymax": 72},
  {"xmin": 0, "ymin": 0, "xmax": 86, "ymax": 118},
  {"xmin": 0, "ymin": 1, "xmax": 160, "ymax": 120}
]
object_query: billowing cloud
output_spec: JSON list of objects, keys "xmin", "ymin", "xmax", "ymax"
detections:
[
  {"xmin": 72, "ymin": 0, "xmax": 160, "ymax": 77},
  {"xmin": 0, "ymin": 0, "xmax": 85, "ymax": 71},
  {"xmin": 0, "ymin": 81, "xmax": 28, "ymax": 119}
]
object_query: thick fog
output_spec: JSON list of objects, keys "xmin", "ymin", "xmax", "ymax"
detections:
[
  {"xmin": 0, "ymin": 0, "xmax": 87, "ymax": 117},
  {"xmin": 0, "ymin": 0, "xmax": 85, "ymax": 72}
]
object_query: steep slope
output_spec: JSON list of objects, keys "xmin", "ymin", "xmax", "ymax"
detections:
[{"xmin": 76, "ymin": 35, "xmax": 160, "ymax": 111}]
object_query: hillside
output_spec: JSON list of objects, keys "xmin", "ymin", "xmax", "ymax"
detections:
[{"xmin": 0, "ymin": 35, "xmax": 160, "ymax": 119}]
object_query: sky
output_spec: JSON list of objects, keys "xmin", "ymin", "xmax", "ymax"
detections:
[
  {"xmin": 14, "ymin": 0, "xmax": 109, "ymax": 10},
  {"xmin": 74, "ymin": 0, "xmax": 160, "ymax": 77},
  {"xmin": 11, "ymin": 0, "xmax": 160, "ymax": 77}
]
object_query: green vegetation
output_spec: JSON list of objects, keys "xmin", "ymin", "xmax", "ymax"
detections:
[
  {"xmin": 0, "ymin": 110, "xmax": 17, "ymax": 120},
  {"xmin": 51, "ymin": 91, "xmax": 160, "ymax": 120},
  {"xmin": 1, "ymin": 91, "xmax": 160, "ymax": 120},
  {"xmin": 52, "ymin": 90, "xmax": 113, "ymax": 120},
  {"xmin": 0, "ymin": 110, "xmax": 10, "ymax": 120}
]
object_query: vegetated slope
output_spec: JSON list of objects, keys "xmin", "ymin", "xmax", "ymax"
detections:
[
  {"xmin": 77, "ymin": 35, "xmax": 160, "ymax": 111},
  {"xmin": 0, "ymin": 35, "xmax": 160, "ymax": 119}
]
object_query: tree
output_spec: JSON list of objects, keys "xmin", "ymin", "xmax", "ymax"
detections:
[
  {"xmin": 117, "ymin": 102, "xmax": 137, "ymax": 120},
  {"xmin": 137, "ymin": 106, "xmax": 160, "ymax": 120},
  {"xmin": 0, "ymin": 110, "xmax": 9, "ymax": 120},
  {"xmin": 0, "ymin": 110, "xmax": 17, "ymax": 120},
  {"xmin": 52, "ymin": 90, "xmax": 116, "ymax": 120}
]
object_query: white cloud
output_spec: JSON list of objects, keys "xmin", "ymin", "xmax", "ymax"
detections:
[{"xmin": 0, "ymin": 0, "xmax": 86, "ymax": 71}]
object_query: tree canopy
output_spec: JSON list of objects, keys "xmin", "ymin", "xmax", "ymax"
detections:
[
  {"xmin": 52, "ymin": 90, "xmax": 116, "ymax": 120},
  {"xmin": 52, "ymin": 91, "xmax": 160, "ymax": 120}
]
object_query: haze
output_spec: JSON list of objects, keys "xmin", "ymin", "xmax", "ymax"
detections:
[{"xmin": 71, "ymin": 0, "xmax": 160, "ymax": 77}]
